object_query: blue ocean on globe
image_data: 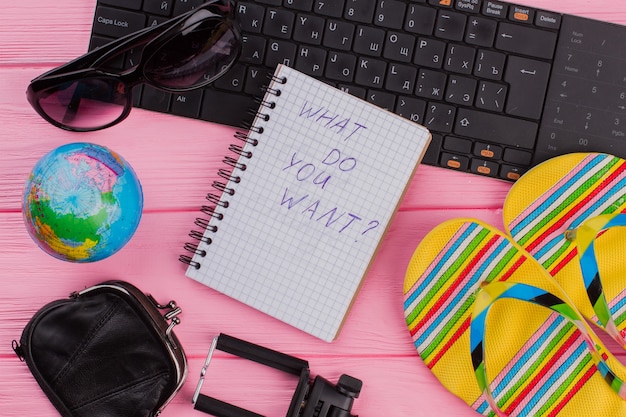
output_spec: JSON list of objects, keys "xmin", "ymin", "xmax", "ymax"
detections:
[{"xmin": 23, "ymin": 142, "xmax": 143, "ymax": 262}]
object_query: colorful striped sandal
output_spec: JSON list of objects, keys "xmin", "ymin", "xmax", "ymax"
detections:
[
  {"xmin": 503, "ymin": 153, "xmax": 626, "ymax": 347},
  {"xmin": 403, "ymin": 218, "xmax": 626, "ymax": 416}
]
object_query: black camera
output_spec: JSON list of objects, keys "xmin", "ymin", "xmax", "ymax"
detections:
[{"xmin": 192, "ymin": 333, "xmax": 362, "ymax": 417}]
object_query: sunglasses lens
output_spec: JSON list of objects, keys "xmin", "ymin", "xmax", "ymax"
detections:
[
  {"xmin": 144, "ymin": 18, "xmax": 240, "ymax": 89},
  {"xmin": 37, "ymin": 77, "xmax": 128, "ymax": 130}
]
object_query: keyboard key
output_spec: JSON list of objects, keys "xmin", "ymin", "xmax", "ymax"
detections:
[
  {"xmin": 454, "ymin": 108, "xmax": 538, "ymax": 148},
  {"xmin": 465, "ymin": 16, "xmax": 497, "ymax": 47},
  {"xmin": 405, "ymin": 4, "xmax": 437, "ymax": 35},
  {"xmin": 475, "ymin": 81, "xmax": 507, "ymax": 112},
  {"xmin": 100, "ymin": 0, "xmax": 141, "ymax": 10},
  {"xmin": 314, "ymin": 0, "xmax": 345, "ymax": 17},
  {"xmin": 326, "ymin": 52, "xmax": 357, "ymax": 82},
  {"xmin": 294, "ymin": 13, "xmax": 325, "ymax": 44},
  {"xmin": 474, "ymin": 49, "xmax": 505, "ymax": 80},
  {"xmin": 141, "ymin": 86, "xmax": 171, "ymax": 113},
  {"xmin": 285, "ymin": 0, "xmax": 314, "ymax": 11},
  {"xmin": 422, "ymin": 133, "xmax": 443, "ymax": 166},
  {"xmin": 383, "ymin": 31, "xmax": 415, "ymax": 63},
  {"xmin": 504, "ymin": 56, "xmax": 551, "ymax": 119},
  {"xmin": 374, "ymin": 0, "xmax": 406, "ymax": 29},
  {"xmin": 443, "ymin": 136, "xmax": 472, "ymax": 153},
  {"xmin": 355, "ymin": 57, "xmax": 386, "ymax": 88},
  {"xmin": 414, "ymin": 37, "xmax": 445, "ymax": 68},
  {"xmin": 435, "ymin": 10, "xmax": 466, "ymax": 41},
  {"xmin": 482, "ymin": 1, "xmax": 508, "ymax": 18},
  {"xmin": 344, "ymin": 1, "xmax": 376, "ymax": 24},
  {"xmin": 455, "ymin": 0, "xmax": 480, "ymax": 13},
  {"xmin": 473, "ymin": 143, "xmax": 502, "ymax": 159},
  {"xmin": 213, "ymin": 64, "xmax": 246, "ymax": 92},
  {"xmin": 354, "ymin": 26, "xmax": 385, "ymax": 56},
  {"xmin": 143, "ymin": 0, "xmax": 174, "ymax": 17},
  {"xmin": 264, "ymin": 9, "xmax": 295, "ymax": 39},
  {"xmin": 536, "ymin": 10, "xmax": 562, "ymax": 29},
  {"xmin": 236, "ymin": 2, "xmax": 266, "ymax": 33},
  {"xmin": 424, "ymin": 102, "xmax": 455, "ymax": 133},
  {"xmin": 496, "ymin": 22, "xmax": 557, "ymax": 60},
  {"xmin": 92, "ymin": 6, "xmax": 146, "ymax": 38},
  {"xmin": 508, "ymin": 5, "xmax": 534, "ymax": 24},
  {"xmin": 338, "ymin": 84, "xmax": 366, "ymax": 99},
  {"xmin": 385, "ymin": 64, "xmax": 417, "ymax": 94},
  {"xmin": 416, "ymin": 69, "xmax": 447, "ymax": 99},
  {"xmin": 444, "ymin": 44, "xmax": 475, "ymax": 74},
  {"xmin": 241, "ymin": 35, "xmax": 266, "ymax": 64},
  {"xmin": 366, "ymin": 90, "xmax": 395, "ymax": 111},
  {"xmin": 265, "ymin": 40, "xmax": 298, "ymax": 68},
  {"xmin": 244, "ymin": 67, "xmax": 273, "ymax": 96},
  {"xmin": 171, "ymin": 90, "xmax": 203, "ymax": 118},
  {"xmin": 396, "ymin": 96, "xmax": 426, "ymax": 124},
  {"xmin": 296, "ymin": 46, "xmax": 327, "ymax": 76},
  {"xmin": 172, "ymin": 0, "xmax": 205, "ymax": 15},
  {"xmin": 441, "ymin": 153, "xmax": 469, "ymax": 170},
  {"xmin": 503, "ymin": 148, "xmax": 533, "ymax": 165},
  {"xmin": 324, "ymin": 20, "xmax": 355, "ymax": 50},
  {"xmin": 500, "ymin": 164, "xmax": 527, "ymax": 181},
  {"xmin": 201, "ymin": 90, "xmax": 257, "ymax": 128},
  {"xmin": 445, "ymin": 75, "xmax": 476, "ymax": 105},
  {"xmin": 471, "ymin": 159, "xmax": 499, "ymax": 176},
  {"xmin": 429, "ymin": 0, "xmax": 452, "ymax": 8}
]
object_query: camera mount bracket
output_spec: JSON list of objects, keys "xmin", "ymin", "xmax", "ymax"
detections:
[{"xmin": 192, "ymin": 333, "xmax": 362, "ymax": 417}]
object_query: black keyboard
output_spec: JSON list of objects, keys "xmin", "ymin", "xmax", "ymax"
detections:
[{"xmin": 89, "ymin": 0, "xmax": 626, "ymax": 181}]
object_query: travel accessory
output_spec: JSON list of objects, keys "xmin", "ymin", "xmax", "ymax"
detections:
[
  {"xmin": 12, "ymin": 280, "xmax": 187, "ymax": 417},
  {"xmin": 403, "ymin": 218, "xmax": 626, "ymax": 416},
  {"xmin": 26, "ymin": 0, "xmax": 240, "ymax": 131},
  {"xmin": 192, "ymin": 333, "xmax": 362, "ymax": 417},
  {"xmin": 179, "ymin": 64, "xmax": 431, "ymax": 342},
  {"xmin": 503, "ymin": 153, "xmax": 626, "ymax": 347}
]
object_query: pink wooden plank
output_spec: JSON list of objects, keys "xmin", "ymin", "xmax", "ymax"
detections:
[
  {"xmin": 1, "ymin": 65, "xmax": 513, "ymax": 212},
  {"xmin": 2, "ymin": 1, "xmax": 626, "ymax": 417},
  {"xmin": 0, "ymin": 209, "xmax": 503, "ymax": 355}
]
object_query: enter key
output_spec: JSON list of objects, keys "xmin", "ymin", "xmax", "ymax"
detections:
[{"xmin": 504, "ymin": 56, "xmax": 551, "ymax": 120}]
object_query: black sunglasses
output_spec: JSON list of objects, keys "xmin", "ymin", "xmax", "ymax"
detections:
[{"xmin": 27, "ymin": 1, "xmax": 241, "ymax": 132}]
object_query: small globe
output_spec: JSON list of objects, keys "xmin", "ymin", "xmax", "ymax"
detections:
[{"xmin": 23, "ymin": 142, "xmax": 143, "ymax": 262}]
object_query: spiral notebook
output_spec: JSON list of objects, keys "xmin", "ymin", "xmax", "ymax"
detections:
[{"xmin": 182, "ymin": 64, "xmax": 431, "ymax": 342}]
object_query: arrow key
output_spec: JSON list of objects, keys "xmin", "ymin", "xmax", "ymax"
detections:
[
  {"xmin": 473, "ymin": 143, "xmax": 502, "ymax": 159},
  {"xmin": 441, "ymin": 153, "xmax": 469, "ymax": 171},
  {"xmin": 471, "ymin": 158, "xmax": 499, "ymax": 177}
]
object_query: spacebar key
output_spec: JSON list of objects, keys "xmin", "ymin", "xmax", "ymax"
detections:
[{"xmin": 454, "ymin": 109, "xmax": 538, "ymax": 149}]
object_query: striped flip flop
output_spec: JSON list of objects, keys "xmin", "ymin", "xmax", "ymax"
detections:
[
  {"xmin": 403, "ymin": 218, "xmax": 626, "ymax": 416},
  {"xmin": 503, "ymin": 153, "xmax": 626, "ymax": 346}
]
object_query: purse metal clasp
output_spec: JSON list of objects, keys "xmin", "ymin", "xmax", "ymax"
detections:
[{"xmin": 148, "ymin": 295, "xmax": 183, "ymax": 346}]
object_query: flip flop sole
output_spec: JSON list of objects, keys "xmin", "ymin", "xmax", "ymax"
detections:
[
  {"xmin": 404, "ymin": 218, "xmax": 626, "ymax": 416},
  {"xmin": 503, "ymin": 153, "xmax": 626, "ymax": 337}
]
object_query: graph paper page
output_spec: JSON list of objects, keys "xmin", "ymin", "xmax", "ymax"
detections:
[{"xmin": 186, "ymin": 65, "xmax": 431, "ymax": 342}]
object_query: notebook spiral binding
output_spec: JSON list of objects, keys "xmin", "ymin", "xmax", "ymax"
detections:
[{"xmin": 179, "ymin": 74, "xmax": 288, "ymax": 270}]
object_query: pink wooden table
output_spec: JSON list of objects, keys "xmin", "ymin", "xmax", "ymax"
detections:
[{"xmin": 1, "ymin": 1, "xmax": 625, "ymax": 416}]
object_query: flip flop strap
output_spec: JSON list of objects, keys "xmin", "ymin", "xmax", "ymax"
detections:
[
  {"xmin": 470, "ymin": 281, "xmax": 626, "ymax": 417},
  {"xmin": 566, "ymin": 212, "xmax": 626, "ymax": 339}
]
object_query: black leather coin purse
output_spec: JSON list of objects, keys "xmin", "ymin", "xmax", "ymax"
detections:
[{"xmin": 12, "ymin": 280, "xmax": 188, "ymax": 417}]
